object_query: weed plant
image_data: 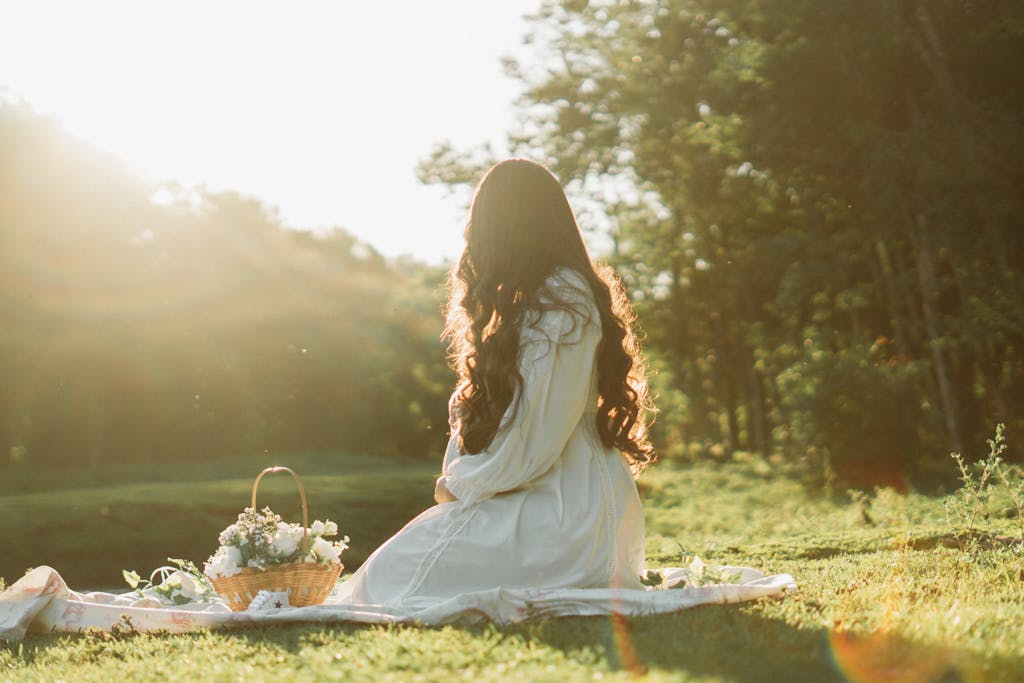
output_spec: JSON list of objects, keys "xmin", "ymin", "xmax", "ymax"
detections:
[{"xmin": 944, "ymin": 424, "xmax": 1024, "ymax": 548}]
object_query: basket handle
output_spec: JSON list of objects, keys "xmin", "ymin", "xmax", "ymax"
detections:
[{"xmin": 251, "ymin": 466, "xmax": 309, "ymax": 546}]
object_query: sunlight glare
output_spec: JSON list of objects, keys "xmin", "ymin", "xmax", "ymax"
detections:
[{"xmin": 0, "ymin": 0, "xmax": 538, "ymax": 262}]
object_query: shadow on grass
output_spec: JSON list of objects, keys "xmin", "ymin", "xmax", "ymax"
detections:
[
  {"xmin": 188, "ymin": 606, "xmax": 1008, "ymax": 682},
  {"xmin": 516, "ymin": 606, "xmax": 1024, "ymax": 682},
  {"xmin": 508, "ymin": 606, "xmax": 846, "ymax": 682},
  {"xmin": 9, "ymin": 608, "xmax": 1019, "ymax": 683},
  {"xmin": 201, "ymin": 604, "xmax": 1020, "ymax": 682}
]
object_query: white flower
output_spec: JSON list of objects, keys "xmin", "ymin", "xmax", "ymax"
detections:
[
  {"xmin": 217, "ymin": 523, "xmax": 239, "ymax": 546},
  {"xmin": 687, "ymin": 554, "xmax": 705, "ymax": 579},
  {"xmin": 204, "ymin": 546, "xmax": 243, "ymax": 579},
  {"xmin": 310, "ymin": 519, "xmax": 338, "ymax": 538},
  {"xmin": 160, "ymin": 570, "xmax": 203, "ymax": 600},
  {"xmin": 312, "ymin": 536, "xmax": 340, "ymax": 564},
  {"xmin": 271, "ymin": 522, "xmax": 303, "ymax": 557},
  {"xmin": 223, "ymin": 545, "xmax": 243, "ymax": 568}
]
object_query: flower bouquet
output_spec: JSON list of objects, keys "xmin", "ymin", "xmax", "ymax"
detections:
[
  {"xmin": 124, "ymin": 558, "xmax": 218, "ymax": 605},
  {"xmin": 203, "ymin": 466, "xmax": 348, "ymax": 611},
  {"xmin": 640, "ymin": 552, "xmax": 745, "ymax": 589}
]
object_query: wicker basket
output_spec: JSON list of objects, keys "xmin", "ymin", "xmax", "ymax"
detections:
[{"xmin": 208, "ymin": 466, "xmax": 343, "ymax": 611}]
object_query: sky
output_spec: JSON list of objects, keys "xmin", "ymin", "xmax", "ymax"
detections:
[{"xmin": 0, "ymin": 0, "xmax": 540, "ymax": 263}]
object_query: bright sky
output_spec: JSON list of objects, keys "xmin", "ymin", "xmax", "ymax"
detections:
[{"xmin": 0, "ymin": 0, "xmax": 539, "ymax": 263}]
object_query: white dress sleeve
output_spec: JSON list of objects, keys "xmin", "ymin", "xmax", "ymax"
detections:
[{"xmin": 442, "ymin": 302, "xmax": 599, "ymax": 505}]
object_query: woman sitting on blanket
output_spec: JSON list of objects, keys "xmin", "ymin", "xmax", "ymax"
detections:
[
  {"xmin": 335, "ymin": 158, "xmax": 656, "ymax": 607},
  {"xmin": 0, "ymin": 160, "xmax": 792, "ymax": 643}
]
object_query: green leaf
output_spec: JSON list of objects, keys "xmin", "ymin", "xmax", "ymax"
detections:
[
  {"xmin": 123, "ymin": 570, "xmax": 141, "ymax": 589},
  {"xmin": 639, "ymin": 570, "xmax": 663, "ymax": 587}
]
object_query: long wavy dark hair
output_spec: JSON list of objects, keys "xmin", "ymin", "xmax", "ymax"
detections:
[{"xmin": 444, "ymin": 159, "xmax": 656, "ymax": 473}]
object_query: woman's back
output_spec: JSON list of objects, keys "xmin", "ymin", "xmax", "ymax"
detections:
[{"xmin": 334, "ymin": 268, "xmax": 644, "ymax": 608}]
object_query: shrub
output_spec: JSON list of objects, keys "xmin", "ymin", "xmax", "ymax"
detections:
[{"xmin": 776, "ymin": 339, "xmax": 936, "ymax": 487}]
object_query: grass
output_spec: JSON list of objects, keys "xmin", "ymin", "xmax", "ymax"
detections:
[
  {"xmin": 0, "ymin": 452, "xmax": 439, "ymax": 588},
  {"xmin": 2, "ymin": 451, "xmax": 1024, "ymax": 681}
]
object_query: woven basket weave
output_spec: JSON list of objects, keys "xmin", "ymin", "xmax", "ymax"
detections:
[{"xmin": 208, "ymin": 466, "xmax": 343, "ymax": 611}]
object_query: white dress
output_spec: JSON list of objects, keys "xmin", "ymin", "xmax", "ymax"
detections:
[{"xmin": 333, "ymin": 269, "xmax": 647, "ymax": 608}]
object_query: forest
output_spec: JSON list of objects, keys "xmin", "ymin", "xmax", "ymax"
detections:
[{"xmin": 2, "ymin": 0, "xmax": 1022, "ymax": 489}]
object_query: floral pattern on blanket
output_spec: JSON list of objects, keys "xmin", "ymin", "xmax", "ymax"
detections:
[{"xmin": 1, "ymin": 565, "xmax": 795, "ymax": 643}]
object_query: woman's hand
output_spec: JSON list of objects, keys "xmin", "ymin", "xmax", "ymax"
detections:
[{"xmin": 434, "ymin": 475, "xmax": 457, "ymax": 504}]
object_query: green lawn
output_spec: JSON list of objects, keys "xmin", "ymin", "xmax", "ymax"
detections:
[
  {"xmin": 2, "ymin": 453, "xmax": 1023, "ymax": 681},
  {"xmin": 0, "ymin": 452, "xmax": 439, "ymax": 589}
]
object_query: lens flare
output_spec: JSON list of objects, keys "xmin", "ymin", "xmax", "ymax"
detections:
[
  {"xmin": 607, "ymin": 499, "xmax": 650, "ymax": 676},
  {"xmin": 828, "ymin": 629, "xmax": 955, "ymax": 683},
  {"xmin": 609, "ymin": 609, "xmax": 646, "ymax": 676}
]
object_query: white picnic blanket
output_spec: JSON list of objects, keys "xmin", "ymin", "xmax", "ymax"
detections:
[{"xmin": 0, "ymin": 565, "xmax": 795, "ymax": 642}]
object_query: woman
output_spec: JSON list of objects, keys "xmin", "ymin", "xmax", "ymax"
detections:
[
  {"xmin": 335, "ymin": 158, "xmax": 655, "ymax": 608},
  {"xmin": 0, "ymin": 160, "xmax": 791, "ymax": 643}
]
